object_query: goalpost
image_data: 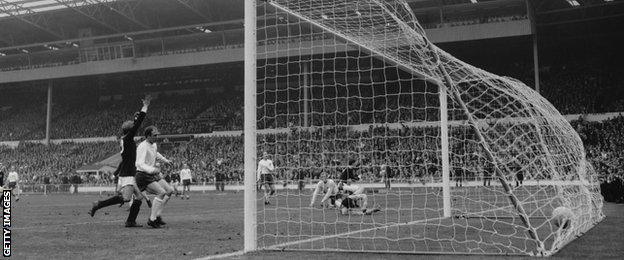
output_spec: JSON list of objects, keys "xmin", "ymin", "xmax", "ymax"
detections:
[{"xmin": 244, "ymin": 0, "xmax": 604, "ymax": 256}]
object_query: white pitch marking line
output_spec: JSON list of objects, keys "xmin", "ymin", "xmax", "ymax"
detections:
[{"xmin": 194, "ymin": 250, "xmax": 245, "ymax": 260}]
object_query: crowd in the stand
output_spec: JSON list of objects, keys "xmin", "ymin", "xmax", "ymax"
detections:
[
  {"xmin": 573, "ymin": 116, "xmax": 624, "ymax": 203},
  {"xmin": 421, "ymin": 14, "xmax": 527, "ymax": 29},
  {"xmin": 0, "ymin": 141, "xmax": 118, "ymax": 185},
  {"xmin": 0, "ymin": 114, "xmax": 623, "ymax": 204},
  {"xmin": 541, "ymin": 66, "xmax": 622, "ymax": 115},
  {"xmin": 0, "ymin": 91, "xmax": 243, "ymax": 140}
]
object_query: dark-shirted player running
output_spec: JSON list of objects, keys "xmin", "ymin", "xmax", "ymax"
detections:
[{"xmin": 88, "ymin": 95, "xmax": 151, "ymax": 227}]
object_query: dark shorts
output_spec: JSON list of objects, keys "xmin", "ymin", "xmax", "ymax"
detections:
[
  {"xmin": 260, "ymin": 174, "xmax": 275, "ymax": 185},
  {"xmin": 182, "ymin": 179, "xmax": 191, "ymax": 186},
  {"xmin": 516, "ymin": 173, "xmax": 524, "ymax": 181},
  {"xmin": 328, "ymin": 195, "xmax": 336, "ymax": 205},
  {"xmin": 8, "ymin": 182, "xmax": 16, "ymax": 189},
  {"xmin": 341, "ymin": 197, "xmax": 358, "ymax": 209},
  {"xmin": 135, "ymin": 171, "xmax": 161, "ymax": 191}
]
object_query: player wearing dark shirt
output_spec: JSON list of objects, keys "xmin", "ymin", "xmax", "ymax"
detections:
[
  {"xmin": 339, "ymin": 159, "xmax": 360, "ymax": 183},
  {"xmin": 88, "ymin": 96, "xmax": 151, "ymax": 228}
]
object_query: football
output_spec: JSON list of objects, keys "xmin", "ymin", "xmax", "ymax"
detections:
[{"xmin": 552, "ymin": 206, "xmax": 574, "ymax": 230}]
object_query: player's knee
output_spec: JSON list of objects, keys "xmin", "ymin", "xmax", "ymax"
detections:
[
  {"xmin": 155, "ymin": 190, "xmax": 166, "ymax": 198},
  {"xmin": 121, "ymin": 195, "xmax": 132, "ymax": 203}
]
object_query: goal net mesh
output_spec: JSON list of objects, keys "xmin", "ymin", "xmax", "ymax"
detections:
[{"xmin": 254, "ymin": 0, "xmax": 604, "ymax": 256}]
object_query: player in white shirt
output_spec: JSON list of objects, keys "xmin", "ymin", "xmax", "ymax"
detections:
[
  {"xmin": 257, "ymin": 152, "xmax": 276, "ymax": 205},
  {"xmin": 7, "ymin": 166, "xmax": 20, "ymax": 201},
  {"xmin": 334, "ymin": 191, "xmax": 381, "ymax": 215},
  {"xmin": 335, "ymin": 182, "xmax": 377, "ymax": 215},
  {"xmin": 135, "ymin": 126, "xmax": 174, "ymax": 228},
  {"xmin": 309, "ymin": 172, "xmax": 338, "ymax": 208},
  {"xmin": 179, "ymin": 163, "xmax": 192, "ymax": 200}
]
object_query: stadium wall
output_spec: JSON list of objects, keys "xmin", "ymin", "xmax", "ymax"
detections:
[{"xmin": 426, "ymin": 20, "xmax": 531, "ymax": 43}]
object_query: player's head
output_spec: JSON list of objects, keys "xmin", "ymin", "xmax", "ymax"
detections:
[
  {"xmin": 262, "ymin": 152, "xmax": 269, "ymax": 160},
  {"xmin": 121, "ymin": 120, "xmax": 134, "ymax": 135},
  {"xmin": 348, "ymin": 159, "xmax": 356, "ymax": 166},
  {"xmin": 144, "ymin": 126, "xmax": 160, "ymax": 143},
  {"xmin": 183, "ymin": 163, "xmax": 189, "ymax": 169},
  {"xmin": 320, "ymin": 171, "xmax": 329, "ymax": 182}
]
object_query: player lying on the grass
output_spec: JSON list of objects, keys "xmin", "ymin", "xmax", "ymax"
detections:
[
  {"xmin": 257, "ymin": 152, "xmax": 276, "ymax": 205},
  {"xmin": 309, "ymin": 172, "xmax": 338, "ymax": 208},
  {"xmin": 334, "ymin": 189, "xmax": 381, "ymax": 215},
  {"xmin": 89, "ymin": 95, "xmax": 151, "ymax": 227},
  {"xmin": 135, "ymin": 126, "xmax": 175, "ymax": 228}
]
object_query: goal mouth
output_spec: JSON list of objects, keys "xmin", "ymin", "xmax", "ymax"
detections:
[{"xmin": 246, "ymin": 0, "xmax": 605, "ymax": 256}]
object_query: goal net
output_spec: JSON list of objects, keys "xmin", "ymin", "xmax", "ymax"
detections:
[{"xmin": 249, "ymin": 0, "xmax": 604, "ymax": 256}]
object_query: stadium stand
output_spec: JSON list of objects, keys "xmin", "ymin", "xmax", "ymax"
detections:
[{"xmin": 0, "ymin": 141, "xmax": 118, "ymax": 185}]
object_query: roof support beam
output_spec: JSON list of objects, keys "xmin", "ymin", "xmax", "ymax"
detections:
[
  {"xmin": 54, "ymin": 0, "xmax": 122, "ymax": 33},
  {"xmin": 175, "ymin": 0, "xmax": 212, "ymax": 22},
  {"xmin": 91, "ymin": 0, "xmax": 151, "ymax": 30},
  {"xmin": 0, "ymin": 0, "xmax": 65, "ymax": 39}
]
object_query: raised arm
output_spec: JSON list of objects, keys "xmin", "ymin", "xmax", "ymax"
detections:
[{"xmin": 128, "ymin": 95, "xmax": 151, "ymax": 137}]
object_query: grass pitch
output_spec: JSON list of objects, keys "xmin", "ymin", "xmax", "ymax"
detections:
[{"xmin": 11, "ymin": 191, "xmax": 624, "ymax": 259}]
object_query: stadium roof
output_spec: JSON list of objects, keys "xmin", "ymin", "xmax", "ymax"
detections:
[{"xmin": 0, "ymin": 0, "xmax": 622, "ymax": 52}]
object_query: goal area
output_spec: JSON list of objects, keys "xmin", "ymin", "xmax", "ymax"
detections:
[{"xmin": 243, "ymin": 0, "xmax": 604, "ymax": 256}]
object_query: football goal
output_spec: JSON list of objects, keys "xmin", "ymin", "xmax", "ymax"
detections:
[{"xmin": 243, "ymin": 0, "xmax": 604, "ymax": 256}]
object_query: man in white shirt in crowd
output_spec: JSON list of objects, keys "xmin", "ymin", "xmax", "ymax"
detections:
[
  {"xmin": 7, "ymin": 166, "xmax": 20, "ymax": 201},
  {"xmin": 135, "ymin": 126, "xmax": 174, "ymax": 228},
  {"xmin": 257, "ymin": 152, "xmax": 276, "ymax": 205},
  {"xmin": 179, "ymin": 163, "xmax": 192, "ymax": 200}
]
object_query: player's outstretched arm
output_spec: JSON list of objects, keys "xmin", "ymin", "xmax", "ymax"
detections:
[
  {"xmin": 156, "ymin": 152, "xmax": 172, "ymax": 165},
  {"xmin": 309, "ymin": 181, "xmax": 322, "ymax": 207}
]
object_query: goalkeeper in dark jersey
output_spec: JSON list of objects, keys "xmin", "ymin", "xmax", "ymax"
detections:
[
  {"xmin": 339, "ymin": 159, "xmax": 361, "ymax": 183},
  {"xmin": 88, "ymin": 95, "xmax": 151, "ymax": 228}
]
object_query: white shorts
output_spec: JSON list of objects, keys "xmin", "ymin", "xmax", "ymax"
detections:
[{"xmin": 117, "ymin": 176, "xmax": 137, "ymax": 190}]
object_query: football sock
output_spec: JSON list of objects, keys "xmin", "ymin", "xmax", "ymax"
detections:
[
  {"xmin": 126, "ymin": 199, "xmax": 142, "ymax": 223},
  {"xmin": 157, "ymin": 195, "xmax": 170, "ymax": 216},
  {"xmin": 150, "ymin": 197, "xmax": 163, "ymax": 221},
  {"xmin": 97, "ymin": 195, "xmax": 124, "ymax": 210}
]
